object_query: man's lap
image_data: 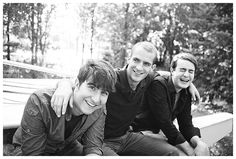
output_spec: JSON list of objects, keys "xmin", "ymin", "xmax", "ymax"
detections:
[{"xmin": 103, "ymin": 131, "xmax": 180, "ymax": 156}]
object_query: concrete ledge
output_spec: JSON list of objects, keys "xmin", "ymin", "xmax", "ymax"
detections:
[{"xmin": 192, "ymin": 112, "xmax": 233, "ymax": 146}]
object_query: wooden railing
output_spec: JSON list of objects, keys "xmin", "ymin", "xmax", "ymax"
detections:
[{"xmin": 3, "ymin": 59, "xmax": 73, "ymax": 78}]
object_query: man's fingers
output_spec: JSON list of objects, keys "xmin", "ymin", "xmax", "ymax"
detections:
[
  {"xmin": 55, "ymin": 98, "xmax": 63, "ymax": 117},
  {"xmin": 69, "ymin": 96, "xmax": 73, "ymax": 108},
  {"xmin": 62, "ymin": 97, "xmax": 69, "ymax": 115},
  {"xmin": 51, "ymin": 95, "xmax": 55, "ymax": 108}
]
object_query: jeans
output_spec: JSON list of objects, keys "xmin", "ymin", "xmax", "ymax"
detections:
[
  {"xmin": 103, "ymin": 131, "xmax": 180, "ymax": 156},
  {"xmin": 6, "ymin": 140, "xmax": 83, "ymax": 156},
  {"xmin": 56, "ymin": 140, "xmax": 83, "ymax": 156}
]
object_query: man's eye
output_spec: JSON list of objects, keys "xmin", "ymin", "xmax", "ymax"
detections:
[
  {"xmin": 101, "ymin": 91, "xmax": 109, "ymax": 96},
  {"xmin": 143, "ymin": 62, "xmax": 151, "ymax": 67},
  {"xmin": 189, "ymin": 70, "xmax": 194, "ymax": 74},
  {"xmin": 180, "ymin": 68, "xmax": 186, "ymax": 72},
  {"xmin": 88, "ymin": 85, "xmax": 96, "ymax": 91}
]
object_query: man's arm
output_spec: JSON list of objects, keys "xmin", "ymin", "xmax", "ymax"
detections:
[
  {"xmin": 176, "ymin": 91, "xmax": 209, "ymax": 156},
  {"xmin": 51, "ymin": 79, "xmax": 74, "ymax": 117},
  {"xmin": 190, "ymin": 136, "xmax": 209, "ymax": 156},
  {"xmin": 147, "ymin": 80, "xmax": 186, "ymax": 145},
  {"xmin": 81, "ymin": 108, "xmax": 106, "ymax": 156},
  {"xmin": 189, "ymin": 83, "xmax": 200, "ymax": 104},
  {"xmin": 148, "ymin": 80, "xmax": 196, "ymax": 155},
  {"xmin": 177, "ymin": 93, "xmax": 201, "ymax": 142},
  {"xmin": 21, "ymin": 94, "xmax": 47, "ymax": 155}
]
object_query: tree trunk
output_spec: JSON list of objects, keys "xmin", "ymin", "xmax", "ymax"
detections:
[
  {"xmin": 90, "ymin": 5, "xmax": 96, "ymax": 58},
  {"xmin": 120, "ymin": 3, "xmax": 130, "ymax": 67},
  {"xmin": 6, "ymin": 5, "xmax": 11, "ymax": 60},
  {"xmin": 30, "ymin": 4, "xmax": 36, "ymax": 65},
  {"xmin": 167, "ymin": 9, "xmax": 174, "ymax": 64}
]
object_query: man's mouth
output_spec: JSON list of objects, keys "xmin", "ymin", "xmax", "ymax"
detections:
[
  {"xmin": 180, "ymin": 78, "xmax": 190, "ymax": 83},
  {"xmin": 133, "ymin": 69, "xmax": 143, "ymax": 76},
  {"xmin": 85, "ymin": 100, "xmax": 96, "ymax": 107}
]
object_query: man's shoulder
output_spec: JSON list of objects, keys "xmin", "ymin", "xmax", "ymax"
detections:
[
  {"xmin": 33, "ymin": 88, "xmax": 55, "ymax": 96},
  {"xmin": 30, "ymin": 88, "xmax": 55, "ymax": 107},
  {"xmin": 153, "ymin": 74, "xmax": 169, "ymax": 84}
]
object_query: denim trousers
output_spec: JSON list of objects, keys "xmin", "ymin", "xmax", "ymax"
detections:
[
  {"xmin": 102, "ymin": 131, "xmax": 180, "ymax": 156},
  {"xmin": 6, "ymin": 140, "xmax": 83, "ymax": 156},
  {"xmin": 56, "ymin": 140, "xmax": 83, "ymax": 156}
]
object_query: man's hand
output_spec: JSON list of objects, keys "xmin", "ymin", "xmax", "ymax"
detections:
[
  {"xmin": 176, "ymin": 141, "xmax": 195, "ymax": 156},
  {"xmin": 189, "ymin": 83, "xmax": 200, "ymax": 105},
  {"xmin": 51, "ymin": 79, "xmax": 73, "ymax": 117},
  {"xmin": 191, "ymin": 136, "xmax": 209, "ymax": 156},
  {"xmin": 194, "ymin": 141, "xmax": 209, "ymax": 156},
  {"xmin": 86, "ymin": 154, "xmax": 99, "ymax": 156}
]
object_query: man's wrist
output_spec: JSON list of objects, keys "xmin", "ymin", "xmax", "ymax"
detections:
[{"xmin": 190, "ymin": 136, "xmax": 201, "ymax": 147}]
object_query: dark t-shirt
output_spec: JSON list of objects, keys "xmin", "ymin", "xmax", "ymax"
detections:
[
  {"xmin": 104, "ymin": 68, "xmax": 155, "ymax": 139},
  {"xmin": 65, "ymin": 115, "xmax": 83, "ymax": 139}
]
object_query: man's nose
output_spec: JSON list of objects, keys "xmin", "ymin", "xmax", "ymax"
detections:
[
  {"xmin": 136, "ymin": 62, "xmax": 143, "ymax": 70},
  {"xmin": 183, "ymin": 71, "xmax": 189, "ymax": 76}
]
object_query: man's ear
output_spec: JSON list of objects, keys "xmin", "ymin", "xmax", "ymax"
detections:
[
  {"xmin": 127, "ymin": 56, "xmax": 131, "ymax": 64},
  {"xmin": 151, "ymin": 64, "xmax": 156, "ymax": 71},
  {"xmin": 75, "ymin": 78, "xmax": 80, "ymax": 86},
  {"xmin": 170, "ymin": 67, "xmax": 174, "ymax": 74}
]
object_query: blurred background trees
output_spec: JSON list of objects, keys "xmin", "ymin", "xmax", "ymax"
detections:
[{"xmin": 3, "ymin": 3, "xmax": 233, "ymax": 155}]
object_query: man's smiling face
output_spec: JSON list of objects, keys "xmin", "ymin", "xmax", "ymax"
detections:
[
  {"xmin": 171, "ymin": 59, "xmax": 195, "ymax": 92},
  {"xmin": 72, "ymin": 80, "xmax": 108, "ymax": 115},
  {"xmin": 126, "ymin": 47, "xmax": 155, "ymax": 88}
]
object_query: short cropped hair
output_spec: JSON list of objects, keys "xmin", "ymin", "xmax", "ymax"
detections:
[
  {"xmin": 170, "ymin": 53, "xmax": 198, "ymax": 70},
  {"xmin": 131, "ymin": 41, "xmax": 158, "ymax": 63},
  {"xmin": 77, "ymin": 59, "xmax": 117, "ymax": 92}
]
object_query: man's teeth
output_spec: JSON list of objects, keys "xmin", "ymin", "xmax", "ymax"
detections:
[
  {"xmin": 180, "ymin": 79, "xmax": 189, "ymax": 82},
  {"xmin": 134, "ymin": 70, "xmax": 142, "ymax": 75},
  {"xmin": 86, "ymin": 100, "xmax": 96, "ymax": 107}
]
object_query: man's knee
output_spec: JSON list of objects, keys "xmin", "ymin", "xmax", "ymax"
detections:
[{"xmin": 102, "ymin": 145, "xmax": 118, "ymax": 156}]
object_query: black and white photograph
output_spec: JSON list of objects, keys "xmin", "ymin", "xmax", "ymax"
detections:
[{"xmin": 2, "ymin": 1, "xmax": 234, "ymax": 156}]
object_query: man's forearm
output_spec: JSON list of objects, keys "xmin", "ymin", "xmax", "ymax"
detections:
[
  {"xmin": 51, "ymin": 79, "xmax": 74, "ymax": 117},
  {"xmin": 56, "ymin": 78, "xmax": 74, "ymax": 88}
]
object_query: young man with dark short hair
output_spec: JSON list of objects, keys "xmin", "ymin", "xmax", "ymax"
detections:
[
  {"xmin": 132, "ymin": 53, "xmax": 209, "ymax": 156},
  {"xmin": 12, "ymin": 60, "xmax": 117, "ymax": 156}
]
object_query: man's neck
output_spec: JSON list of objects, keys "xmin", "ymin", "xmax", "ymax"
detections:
[
  {"xmin": 175, "ymin": 87, "xmax": 182, "ymax": 93},
  {"xmin": 171, "ymin": 76, "xmax": 182, "ymax": 93},
  {"xmin": 127, "ymin": 78, "xmax": 139, "ymax": 91}
]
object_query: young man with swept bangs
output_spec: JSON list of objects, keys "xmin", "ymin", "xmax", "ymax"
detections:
[{"xmin": 12, "ymin": 60, "xmax": 117, "ymax": 156}]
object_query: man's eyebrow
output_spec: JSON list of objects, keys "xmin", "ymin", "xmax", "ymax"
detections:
[
  {"xmin": 87, "ymin": 82, "xmax": 95, "ymax": 85},
  {"xmin": 85, "ymin": 81, "xmax": 95, "ymax": 85}
]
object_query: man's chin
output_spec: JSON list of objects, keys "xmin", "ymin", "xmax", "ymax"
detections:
[
  {"xmin": 180, "ymin": 84, "xmax": 190, "ymax": 89},
  {"xmin": 82, "ymin": 111, "xmax": 93, "ymax": 115},
  {"xmin": 132, "ymin": 76, "xmax": 145, "ymax": 82}
]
